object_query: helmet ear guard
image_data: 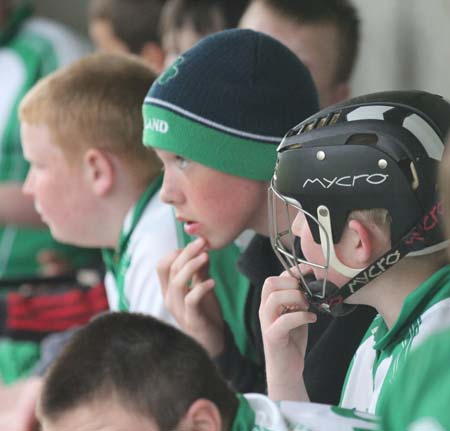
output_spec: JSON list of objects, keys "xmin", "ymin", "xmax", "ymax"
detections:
[{"xmin": 270, "ymin": 91, "xmax": 450, "ymax": 316}]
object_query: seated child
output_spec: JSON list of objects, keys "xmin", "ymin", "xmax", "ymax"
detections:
[
  {"xmin": 261, "ymin": 90, "xmax": 450, "ymax": 414},
  {"xmin": 159, "ymin": 0, "xmax": 249, "ymax": 67},
  {"xmin": 88, "ymin": 0, "xmax": 166, "ymax": 74},
  {"xmin": 37, "ymin": 312, "xmax": 379, "ymax": 431},
  {"xmin": 20, "ymin": 52, "xmax": 177, "ymax": 321},
  {"xmin": 143, "ymin": 27, "xmax": 376, "ymax": 402}
]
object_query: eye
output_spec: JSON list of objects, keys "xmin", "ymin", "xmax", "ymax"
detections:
[{"xmin": 175, "ymin": 155, "xmax": 189, "ymax": 170}]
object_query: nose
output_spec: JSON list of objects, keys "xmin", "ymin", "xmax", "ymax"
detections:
[
  {"xmin": 291, "ymin": 210, "xmax": 307, "ymax": 237},
  {"xmin": 159, "ymin": 171, "xmax": 183, "ymax": 206},
  {"xmin": 22, "ymin": 170, "xmax": 35, "ymax": 196}
]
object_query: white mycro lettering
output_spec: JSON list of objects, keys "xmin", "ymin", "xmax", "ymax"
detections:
[
  {"xmin": 302, "ymin": 173, "xmax": 389, "ymax": 189},
  {"xmin": 145, "ymin": 117, "xmax": 169, "ymax": 134}
]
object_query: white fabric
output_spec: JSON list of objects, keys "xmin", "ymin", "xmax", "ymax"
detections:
[
  {"xmin": 244, "ymin": 393, "xmax": 378, "ymax": 430},
  {"xmin": 105, "ymin": 191, "xmax": 178, "ymax": 326},
  {"xmin": 341, "ymin": 298, "xmax": 450, "ymax": 413}
]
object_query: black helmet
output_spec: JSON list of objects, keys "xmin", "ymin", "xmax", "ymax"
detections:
[{"xmin": 269, "ymin": 90, "xmax": 450, "ymax": 316}]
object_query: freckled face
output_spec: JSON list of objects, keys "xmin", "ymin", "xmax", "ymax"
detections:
[{"xmin": 156, "ymin": 149, "xmax": 268, "ymax": 250}]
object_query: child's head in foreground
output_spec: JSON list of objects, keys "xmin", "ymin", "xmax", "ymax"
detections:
[
  {"xmin": 270, "ymin": 90, "xmax": 450, "ymax": 316},
  {"xmin": 38, "ymin": 313, "xmax": 240, "ymax": 431},
  {"xmin": 19, "ymin": 53, "xmax": 160, "ymax": 248}
]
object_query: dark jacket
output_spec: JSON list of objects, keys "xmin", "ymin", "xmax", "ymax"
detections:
[{"xmin": 214, "ymin": 234, "xmax": 376, "ymax": 404}]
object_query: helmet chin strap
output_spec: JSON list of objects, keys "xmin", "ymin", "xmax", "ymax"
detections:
[
  {"xmin": 317, "ymin": 205, "xmax": 365, "ymax": 277},
  {"xmin": 308, "ymin": 200, "xmax": 445, "ymax": 316}
]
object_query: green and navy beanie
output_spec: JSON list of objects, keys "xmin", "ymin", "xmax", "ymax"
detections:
[{"xmin": 143, "ymin": 29, "xmax": 319, "ymax": 181}]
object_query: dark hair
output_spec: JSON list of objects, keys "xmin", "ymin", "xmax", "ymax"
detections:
[
  {"xmin": 159, "ymin": 0, "xmax": 249, "ymax": 39},
  {"xmin": 253, "ymin": 0, "xmax": 359, "ymax": 84},
  {"xmin": 89, "ymin": 0, "xmax": 165, "ymax": 53},
  {"xmin": 40, "ymin": 312, "xmax": 238, "ymax": 430}
]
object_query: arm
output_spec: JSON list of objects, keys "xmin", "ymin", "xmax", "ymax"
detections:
[
  {"xmin": 157, "ymin": 237, "xmax": 225, "ymax": 357},
  {"xmin": 0, "ymin": 183, "xmax": 44, "ymax": 227},
  {"xmin": 259, "ymin": 273, "xmax": 316, "ymax": 401}
]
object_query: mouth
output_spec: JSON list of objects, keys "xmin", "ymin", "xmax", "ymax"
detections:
[{"xmin": 176, "ymin": 216, "xmax": 202, "ymax": 236}]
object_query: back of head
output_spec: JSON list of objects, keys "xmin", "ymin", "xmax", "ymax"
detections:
[
  {"xmin": 143, "ymin": 29, "xmax": 319, "ymax": 180},
  {"xmin": 271, "ymin": 90, "xmax": 450, "ymax": 314},
  {"xmin": 160, "ymin": 0, "xmax": 249, "ymax": 38},
  {"xmin": 19, "ymin": 52, "xmax": 160, "ymax": 184},
  {"xmin": 89, "ymin": 0, "xmax": 165, "ymax": 53},
  {"xmin": 246, "ymin": 0, "xmax": 359, "ymax": 86},
  {"xmin": 40, "ymin": 312, "xmax": 238, "ymax": 430},
  {"xmin": 159, "ymin": 0, "xmax": 250, "ymax": 66}
]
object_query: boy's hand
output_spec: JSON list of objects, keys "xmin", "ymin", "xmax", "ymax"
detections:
[
  {"xmin": 260, "ymin": 271, "xmax": 317, "ymax": 401},
  {"xmin": 0, "ymin": 377, "xmax": 42, "ymax": 431},
  {"xmin": 157, "ymin": 237, "xmax": 225, "ymax": 357}
]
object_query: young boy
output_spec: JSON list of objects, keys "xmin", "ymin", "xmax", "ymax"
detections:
[
  {"xmin": 37, "ymin": 312, "xmax": 379, "ymax": 431},
  {"xmin": 88, "ymin": 0, "xmax": 166, "ymax": 74},
  {"xmin": 143, "ymin": 28, "xmax": 376, "ymax": 402},
  {"xmin": 159, "ymin": 0, "xmax": 249, "ymax": 68},
  {"xmin": 0, "ymin": 0, "xmax": 102, "ymax": 386},
  {"xmin": 261, "ymin": 90, "xmax": 450, "ymax": 414},
  {"xmin": 19, "ymin": 52, "xmax": 177, "ymax": 320},
  {"xmin": 239, "ymin": 0, "xmax": 359, "ymax": 107}
]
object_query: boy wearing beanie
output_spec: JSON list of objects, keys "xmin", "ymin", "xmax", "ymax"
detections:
[{"xmin": 143, "ymin": 29, "xmax": 376, "ymax": 402}]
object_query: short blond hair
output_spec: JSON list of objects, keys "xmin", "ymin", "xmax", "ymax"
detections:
[
  {"xmin": 348, "ymin": 208, "xmax": 392, "ymax": 238},
  {"xmin": 19, "ymin": 52, "xmax": 160, "ymax": 184}
]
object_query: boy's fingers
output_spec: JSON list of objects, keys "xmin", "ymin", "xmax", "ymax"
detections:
[
  {"xmin": 169, "ymin": 237, "xmax": 206, "ymax": 274},
  {"xmin": 260, "ymin": 288, "xmax": 308, "ymax": 324},
  {"xmin": 184, "ymin": 279, "xmax": 215, "ymax": 312},
  {"xmin": 261, "ymin": 275, "xmax": 301, "ymax": 306},
  {"xmin": 157, "ymin": 249, "xmax": 183, "ymax": 295},
  {"xmin": 267, "ymin": 310, "xmax": 317, "ymax": 342},
  {"xmin": 170, "ymin": 252, "xmax": 209, "ymax": 292}
]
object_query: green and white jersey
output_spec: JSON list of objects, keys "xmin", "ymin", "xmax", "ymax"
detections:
[
  {"xmin": 380, "ymin": 326, "xmax": 450, "ymax": 431},
  {"xmin": 102, "ymin": 177, "xmax": 178, "ymax": 326},
  {"xmin": 340, "ymin": 265, "xmax": 450, "ymax": 415},
  {"xmin": 0, "ymin": 5, "xmax": 94, "ymax": 278},
  {"xmin": 233, "ymin": 393, "xmax": 379, "ymax": 431}
]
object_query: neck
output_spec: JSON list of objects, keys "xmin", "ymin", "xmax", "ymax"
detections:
[
  {"xmin": 347, "ymin": 252, "xmax": 448, "ymax": 328},
  {"xmin": 105, "ymin": 182, "xmax": 148, "ymax": 250}
]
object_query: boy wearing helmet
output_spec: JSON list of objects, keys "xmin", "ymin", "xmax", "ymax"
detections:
[{"xmin": 261, "ymin": 91, "xmax": 450, "ymax": 414}]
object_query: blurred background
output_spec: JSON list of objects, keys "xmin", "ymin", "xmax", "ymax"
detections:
[{"xmin": 33, "ymin": 0, "xmax": 450, "ymax": 99}]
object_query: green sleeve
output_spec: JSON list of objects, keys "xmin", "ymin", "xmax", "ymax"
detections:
[{"xmin": 380, "ymin": 327, "xmax": 450, "ymax": 431}]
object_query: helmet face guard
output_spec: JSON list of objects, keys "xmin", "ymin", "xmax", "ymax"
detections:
[{"xmin": 269, "ymin": 91, "xmax": 450, "ymax": 316}]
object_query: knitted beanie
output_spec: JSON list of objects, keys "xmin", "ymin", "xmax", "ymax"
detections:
[{"xmin": 142, "ymin": 29, "xmax": 319, "ymax": 180}]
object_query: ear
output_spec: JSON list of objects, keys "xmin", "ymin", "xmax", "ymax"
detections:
[
  {"xmin": 178, "ymin": 399, "xmax": 222, "ymax": 431},
  {"xmin": 83, "ymin": 148, "xmax": 114, "ymax": 197},
  {"xmin": 340, "ymin": 219, "xmax": 374, "ymax": 266},
  {"xmin": 140, "ymin": 42, "xmax": 166, "ymax": 75}
]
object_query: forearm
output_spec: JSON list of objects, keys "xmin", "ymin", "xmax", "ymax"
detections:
[{"xmin": 0, "ymin": 183, "xmax": 44, "ymax": 226}]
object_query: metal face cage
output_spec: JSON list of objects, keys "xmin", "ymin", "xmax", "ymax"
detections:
[{"xmin": 268, "ymin": 180, "xmax": 332, "ymax": 305}]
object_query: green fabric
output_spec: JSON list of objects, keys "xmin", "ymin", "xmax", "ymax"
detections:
[
  {"xmin": 176, "ymin": 221, "xmax": 255, "ymax": 360},
  {"xmin": 380, "ymin": 327, "xmax": 450, "ymax": 431},
  {"xmin": 102, "ymin": 175, "xmax": 163, "ymax": 311},
  {"xmin": 340, "ymin": 265, "xmax": 450, "ymax": 413},
  {"xmin": 0, "ymin": 7, "xmax": 99, "ymax": 280},
  {"xmin": 0, "ymin": 4, "xmax": 32, "ymax": 46},
  {"xmin": 142, "ymin": 104, "xmax": 277, "ymax": 181},
  {"xmin": 231, "ymin": 395, "xmax": 256, "ymax": 431},
  {"xmin": 0, "ymin": 339, "xmax": 40, "ymax": 384}
]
